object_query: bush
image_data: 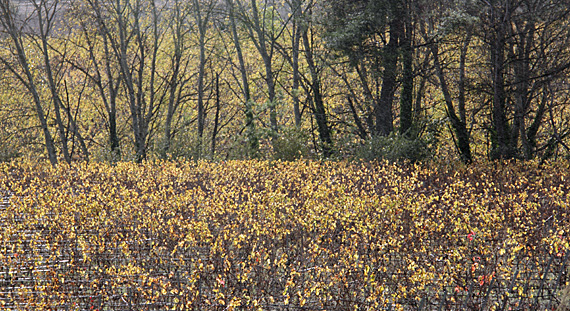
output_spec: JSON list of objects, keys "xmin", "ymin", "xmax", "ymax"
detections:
[
  {"xmin": 0, "ymin": 160, "xmax": 567, "ymax": 310},
  {"xmin": 0, "ymin": 143, "xmax": 20, "ymax": 162},
  {"xmin": 354, "ymin": 116, "xmax": 443, "ymax": 162},
  {"xmin": 225, "ymin": 135, "xmax": 255, "ymax": 160},
  {"xmin": 354, "ymin": 132, "xmax": 434, "ymax": 162},
  {"xmin": 152, "ymin": 131, "xmax": 208, "ymax": 161},
  {"xmin": 272, "ymin": 126, "xmax": 311, "ymax": 161}
]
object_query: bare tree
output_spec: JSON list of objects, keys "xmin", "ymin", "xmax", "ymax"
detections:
[
  {"xmin": 234, "ymin": 0, "xmax": 290, "ymax": 136},
  {"xmin": 425, "ymin": 0, "xmax": 474, "ymax": 163},
  {"xmin": 224, "ymin": 0, "xmax": 258, "ymax": 156},
  {"xmin": 300, "ymin": 1, "xmax": 332, "ymax": 156},
  {"xmin": 192, "ymin": 0, "xmax": 217, "ymax": 157},
  {"xmin": 83, "ymin": 0, "xmax": 172, "ymax": 162},
  {"xmin": 162, "ymin": 0, "xmax": 193, "ymax": 158},
  {"xmin": 289, "ymin": 0, "xmax": 302, "ymax": 127},
  {"xmin": 0, "ymin": 0, "xmax": 90, "ymax": 164}
]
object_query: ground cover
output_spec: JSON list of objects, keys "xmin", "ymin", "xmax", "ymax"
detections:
[{"xmin": 0, "ymin": 160, "xmax": 568, "ymax": 310}]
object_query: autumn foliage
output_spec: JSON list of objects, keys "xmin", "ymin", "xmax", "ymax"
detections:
[{"xmin": 0, "ymin": 160, "xmax": 568, "ymax": 310}]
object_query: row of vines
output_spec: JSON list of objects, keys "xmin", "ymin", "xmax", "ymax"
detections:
[{"xmin": 0, "ymin": 160, "xmax": 568, "ymax": 310}]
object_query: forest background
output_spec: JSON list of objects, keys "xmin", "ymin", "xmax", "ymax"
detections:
[{"xmin": 0, "ymin": 0, "xmax": 569, "ymax": 164}]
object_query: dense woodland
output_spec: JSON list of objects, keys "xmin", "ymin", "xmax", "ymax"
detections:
[{"xmin": 0, "ymin": 0, "xmax": 570, "ymax": 164}]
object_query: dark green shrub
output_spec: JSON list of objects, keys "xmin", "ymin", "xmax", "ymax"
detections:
[
  {"xmin": 272, "ymin": 127, "xmax": 311, "ymax": 161},
  {"xmin": 354, "ymin": 117, "xmax": 442, "ymax": 162}
]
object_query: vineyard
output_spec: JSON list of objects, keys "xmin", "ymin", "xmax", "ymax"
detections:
[{"xmin": 0, "ymin": 160, "xmax": 568, "ymax": 310}]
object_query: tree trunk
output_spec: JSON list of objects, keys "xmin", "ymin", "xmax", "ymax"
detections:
[
  {"xmin": 490, "ymin": 21, "xmax": 512, "ymax": 160},
  {"xmin": 302, "ymin": 29, "xmax": 332, "ymax": 157},
  {"xmin": 291, "ymin": 0, "xmax": 302, "ymax": 127},
  {"xmin": 162, "ymin": 0, "xmax": 188, "ymax": 158},
  {"xmin": 399, "ymin": 2, "xmax": 413, "ymax": 136},
  {"xmin": 227, "ymin": 0, "xmax": 258, "ymax": 156},
  {"xmin": 211, "ymin": 73, "xmax": 221, "ymax": 155},
  {"xmin": 249, "ymin": 0, "xmax": 278, "ymax": 134},
  {"xmin": 432, "ymin": 43, "xmax": 473, "ymax": 163},
  {"xmin": 35, "ymin": 0, "xmax": 72, "ymax": 163},
  {"xmin": 194, "ymin": 0, "xmax": 209, "ymax": 158},
  {"xmin": 375, "ymin": 16, "xmax": 399, "ymax": 136}
]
